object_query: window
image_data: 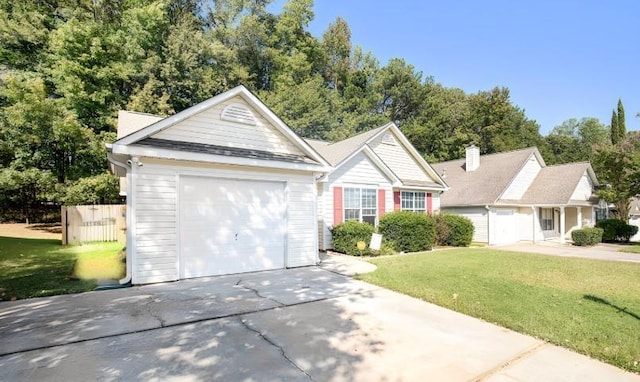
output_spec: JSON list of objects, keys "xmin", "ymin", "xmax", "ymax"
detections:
[
  {"xmin": 401, "ymin": 191, "xmax": 426, "ymax": 213},
  {"xmin": 344, "ymin": 188, "xmax": 377, "ymax": 225},
  {"xmin": 539, "ymin": 208, "xmax": 554, "ymax": 231}
]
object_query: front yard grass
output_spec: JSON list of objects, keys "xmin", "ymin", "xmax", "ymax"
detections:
[
  {"xmin": 618, "ymin": 243, "xmax": 640, "ymax": 254},
  {"xmin": 0, "ymin": 237, "xmax": 125, "ymax": 301},
  {"xmin": 358, "ymin": 248, "xmax": 640, "ymax": 373}
]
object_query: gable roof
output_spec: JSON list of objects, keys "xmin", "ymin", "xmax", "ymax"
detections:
[
  {"xmin": 515, "ymin": 162, "xmax": 599, "ymax": 205},
  {"xmin": 109, "ymin": 85, "xmax": 330, "ymax": 171},
  {"xmin": 307, "ymin": 124, "xmax": 391, "ymax": 166},
  {"xmin": 432, "ymin": 147, "xmax": 541, "ymax": 206},
  {"xmin": 307, "ymin": 123, "xmax": 448, "ymax": 190},
  {"xmin": 432, "ymin": 147, "xmax": 599, "ymax": 207}
]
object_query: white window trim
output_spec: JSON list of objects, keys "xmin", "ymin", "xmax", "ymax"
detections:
[
  {"xmin": 343, "ymin": 186, "xmax": 378, "ymax": 225},
  {"xmin": 401, "ymin": 190, "xmax": 426, "ymax": 213}
]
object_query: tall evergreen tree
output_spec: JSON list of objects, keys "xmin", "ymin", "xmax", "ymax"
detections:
[
  {"xmin": 610, "ymin": 99, "xmax": 627, "ymax": 145},
  {"xmin": 611, "ymin": 109, "xmax": 619, "ymax": 144},
  {"xmin": 617, "ymin": 98, "xmax": 626, "ymax": 138}
]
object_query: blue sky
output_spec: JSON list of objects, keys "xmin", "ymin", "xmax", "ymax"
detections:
[{"xmin": 272, "ymin": 0, "xmax": 639, "ymax": 135}]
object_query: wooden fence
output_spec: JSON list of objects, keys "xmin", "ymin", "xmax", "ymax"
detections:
[{"xmin": 61, "ymin": 205, "xmax": 126, "ymax": 245}]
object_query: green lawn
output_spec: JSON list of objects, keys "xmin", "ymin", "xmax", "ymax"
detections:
[
  {"xmin": 618, "ymin": 243, "xmax": 640, "ymax": 254},
  {"xmin": 358, "ymin": 248, "xmax": 640, "ymax": 373},
  {"xmin": 0, "ymin": 237, "xmax": 125, "ymax": 301}
]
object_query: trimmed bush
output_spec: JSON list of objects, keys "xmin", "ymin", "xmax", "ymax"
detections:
[
  {"xmin": 331, "ymin": 220, "xmax": 375, "ymax": 256},
  {"xmin": 434, "ymin": 213, "xmax": 474, "ymax": 247},
  {"xmin": 378, "ymin": 211, "xmax": 435, "ymax": 252},
  {"xmin": 571, "ymin": 227, "xmax": 604, "ymax": 246},
  {"xmin": 595, "ymin": 219, "xmax": 638, "ymax": 242}
]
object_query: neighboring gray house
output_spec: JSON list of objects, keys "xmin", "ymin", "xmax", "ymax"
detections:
[
  {"xmin": 107, "ymin": 85, "xmax": 331, "ymax": 284},
  {"xmin": 432, "ymin": 145, "xmax": 600, "ymax": 245},
  {"xmin": 306, "ymin": 123, "xmax": 448, "ymax": 250}
]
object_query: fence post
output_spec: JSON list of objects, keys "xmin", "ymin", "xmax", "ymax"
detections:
[{"xmin": 61, "ymin": 206, "xmax": 68, "ymax": 245}]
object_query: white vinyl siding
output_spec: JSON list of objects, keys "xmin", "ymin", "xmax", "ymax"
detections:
[
  {"xmin": 431, "ymin": 193, "xmax": 441, "ymax": 213},
  {"xmin": 133, "ymin": 172, "xmax": 178, "ymax": 284},
  {"xmin": 369, "ymin": 131, "xmax": 430, "ymax": 182},
  {"xmin": 442, "ymin": 207, "xmax": 488, "ymax": 243},
  {"xmin": 151, "ymin": 96, "xmax": 304, "ymax": 156},
  {"xmin": 330, "ymin": 152, "xmax": 391, "ymax": 185},
  {"xmin": 570, "ymin": 172, "xmax": 594, "ymax": 201},
  {"xmin": 501, "ymin": 154, "xmax": 542, "ymax": 200},
  {"xmin": 131, "ymin": 158, "xmax": 318, "ymax": 284}
]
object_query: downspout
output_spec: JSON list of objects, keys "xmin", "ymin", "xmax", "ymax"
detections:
[
  {"xmin": 107, "ymin": 152, "xmax": 133, "ymax": 285},
  {"xmin": 485, "ymin": 205, "xmax": 491, "ymax": 245}
]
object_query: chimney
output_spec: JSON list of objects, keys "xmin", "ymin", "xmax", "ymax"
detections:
[{"xmin": 465, "ymin": 144, "xmax": 480, "ymax": 172}]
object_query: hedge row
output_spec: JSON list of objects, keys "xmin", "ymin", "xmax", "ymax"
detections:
[{"xmin": 331, "ymin": 211, "xmax": 474, "ymax": 256}]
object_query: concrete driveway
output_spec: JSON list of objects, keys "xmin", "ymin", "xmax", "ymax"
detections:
[
  {"xmin": 496, "ymin": 241, "xmax": 640, "ymax": 263},
  {"xmin": 1, "ymin": 264, "xmax": 638, "ymax": 381}
]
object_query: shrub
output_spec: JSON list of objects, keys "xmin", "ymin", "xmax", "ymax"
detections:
[
  {"xmin": 331, "ymin": 220, "xmax": 375, "ymax": 256},
  {"xmin": 571, "ymin": 227, "xmax": 604, "ymax": 246},
  {"xmin": 378, "ymin": 211, "xmax": 435, "ymax": 252},
  {"xmin": 595, "ymin": 219, "xmax": 638, "ymax": 242},
  {"xmin": 434, "ymin": 213, "xmax": 474, "ymax": 247}
]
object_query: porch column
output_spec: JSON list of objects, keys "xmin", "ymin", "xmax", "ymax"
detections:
[
  {"xmin": 591, "ymin": 207, "xmax": 596, "ymax": 225},
  {"xmin": 531, "ymin": 206, "xmax": 537, "ymax": 243},
  {"xmin": 577, "ymin": 207, "xmax": 582, "ymax": 228},
  {"xmin": 560, "ymin": 206, "xmax": 566, "ymax": 244}
]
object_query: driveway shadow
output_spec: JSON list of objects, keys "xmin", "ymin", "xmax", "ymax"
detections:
[{"xmin": 0, "ymin": 267, "xmax": 383, "ymax": 381}]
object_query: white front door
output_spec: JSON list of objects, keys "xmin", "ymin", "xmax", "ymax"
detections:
[
  {"xmin": 179, "ymin": 176, "xmax": 286, "ymax": 278},
  {"xmin": 492, "ymin": 209, "xmax": 519, "ymax": 245}
]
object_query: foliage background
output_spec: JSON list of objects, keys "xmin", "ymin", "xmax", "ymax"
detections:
[{"xmin": 0, "ymin": 0, "xmax": 635, "ymax": 222}]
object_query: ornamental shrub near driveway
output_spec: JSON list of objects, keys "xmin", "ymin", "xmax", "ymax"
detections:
[
  {"xmin": 378, "ymin": 211, "xmax": 435, "ymax": 252},
  {"xmin": 331, "ymin": 220, "xmax": 375, "ymax": 255}
]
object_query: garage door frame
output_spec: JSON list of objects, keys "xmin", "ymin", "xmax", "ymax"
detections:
[{"xmin": 177, "ymin": 173, "xmax": 289, "ymax": 279}]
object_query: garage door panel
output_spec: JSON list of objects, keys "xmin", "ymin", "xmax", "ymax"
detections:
[{"xmin": 179, "ymin": 176, "xmax": 285, "ymax": 278}]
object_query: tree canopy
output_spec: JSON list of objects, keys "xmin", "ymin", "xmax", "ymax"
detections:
[{"xmin": 0, "ymin": 0, "xmax": 630, "ymax": 221}]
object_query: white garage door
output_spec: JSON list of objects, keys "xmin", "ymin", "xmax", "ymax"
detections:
[{"xmin": 179, "ymin": 176, "xmax": 286, "ymax": 278}]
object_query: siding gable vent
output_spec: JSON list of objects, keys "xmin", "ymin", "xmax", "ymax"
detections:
[
  {"xmin": 221, "ymin": 103, "xmax": 257, "ymax": 125},
  {"xmin": 381, "ymin": 132, "xmax": 396, "ymax": 145}
]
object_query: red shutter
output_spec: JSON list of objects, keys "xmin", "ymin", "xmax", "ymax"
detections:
[
  {"xmin": 333, "ymin": 187, "xmax": 343, "ymax": 225},
  {"xmin": 393, "ymin": 191, "xmax": 401, "ymax": 211},
  {"xmin": 426, "ymin": 193, "xmax": 433, "ymax": 214},
  {"xmin": 378, "ymin": 189, "xmax": 386, "ymax": 218}
]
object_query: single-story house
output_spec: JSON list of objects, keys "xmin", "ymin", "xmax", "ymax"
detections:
[
  {"xmin": 306, "ymin": 123, "xmax": 449, "ymax": 250},
  {"xmin": 107, "ymin": 85, "xmax": 331, "ymax": 285},
  {"xmin": 431, "ymin": 145, "xmax": 600, "ymax": 245}
]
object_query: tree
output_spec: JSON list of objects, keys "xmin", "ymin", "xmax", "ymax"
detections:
[
  {"xmin": 374, "ymin": 58, "xmax": 427, "ymax": 124},
  {"xmin": 321, "ymin": 17, "xmax": 351, "ymax": 94},
  {"xmin": 544, "ymin": 117, "xmax": 609, "ymax": 164},
  {"xmin": 467, "ymin": 87, "xmax": 543, "ymax": 155},
  {"xmin": 593, "ymin": 132, "xmax": 640, "ymax": 220},
  {"xmin": 610, "ymin": 99, "xmax": 626, "ymax": 145}
]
